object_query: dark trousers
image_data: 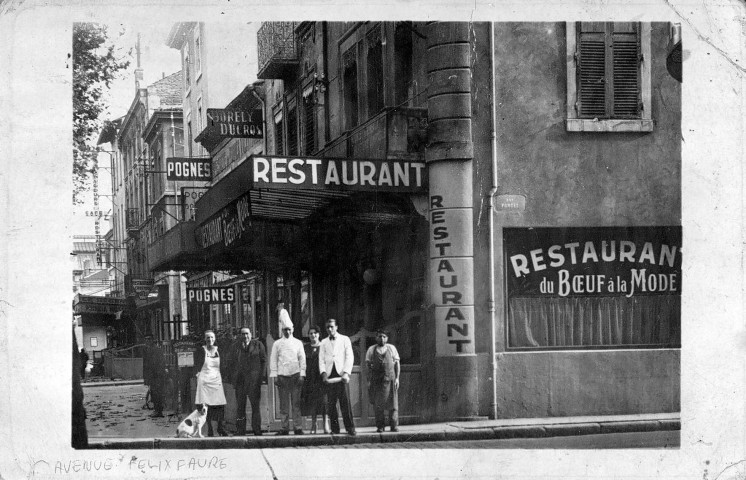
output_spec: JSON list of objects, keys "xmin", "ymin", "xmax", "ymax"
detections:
[
  {"xmin": 371, "ymin": 379, "xmax": 398, "ymax": 430},
  {"xmin": 276, "ymin": 374, "xmax": 302, "ymax": 431},
  {"xmin": 326, "ymin": 380, "xmax": 355, "ymax": 434},
  {"xmin": 150, "ymin": 377, "xmax": 165, "ymax": 414},
  {"xmin": 235, "ymin": 378, "xmax": 263, "ymax": 434}
]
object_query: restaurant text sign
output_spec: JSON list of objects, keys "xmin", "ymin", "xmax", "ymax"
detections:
[
  {"xmin": 167, "ymin": 158, "xmax": 212, "ymax": 181},
  {"xmin": 504, "ymin": 226, "xmax": 682, "ymax": 298},
  {"xmin": 250, "ymin": 155, "xmax": 427, "ymax": 193},
  {"xmin": 206, "ymin": 108, "xmax": 263, "ymax": 138}
]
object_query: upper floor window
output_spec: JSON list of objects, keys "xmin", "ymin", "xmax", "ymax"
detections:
[
  {"xmin": 194, "ymin": 29, "xmax": 202, "ymax": 77},
  {"xmin": 273, "ymin": 109, "xmax": 284, "ymax": 155},
  {"xmin": 183, "ymin": 50, "xmax": 191, "ymax": 90},
  {"xmin": 302, "ymin": 86, "xmax": 316, "ymax": 154},
  {"xmin": 566, "ymin": 22, "xmax": 652, "ymax": 132}
]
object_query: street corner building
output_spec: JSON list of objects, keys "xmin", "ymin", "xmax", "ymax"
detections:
[{"xmin": 94, "ymin": 21, "xmax": 681, "ymax": 429}]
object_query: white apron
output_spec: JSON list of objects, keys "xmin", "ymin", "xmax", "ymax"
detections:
[{"xmin": 195, "ymin": 346, "xmax": 227, "ymax": 406}]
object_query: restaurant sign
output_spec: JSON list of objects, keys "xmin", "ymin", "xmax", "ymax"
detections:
[
  {"xmin": 194, "ymin": 191, "xmax": 251, "ymax": 250},
  {"xmin": 504, "ymin": 226, "xmax": 682, "ymax": 298},
  {"xmin": 249, "ymin": 155, "xmax": 427, "ymax": 193},
  {"xmin": 187, "ymin": 286, "xmax": 236, "ymax": 304},
  {"xmin": 206, "ymin": 108, "xmax": 263, "ymax": 138},
  {"xmin": 166, "ymin": 157, "xmax": 212, "ymax": 181}
]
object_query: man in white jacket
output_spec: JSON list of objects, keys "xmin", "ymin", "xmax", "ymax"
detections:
[
  {"xmin": 270, "ymin": 308, "xmax": 306, "ymax": 435},
  {"xmin": 318, "ymin": 318, "xmax": 356, "ymax": 435}
]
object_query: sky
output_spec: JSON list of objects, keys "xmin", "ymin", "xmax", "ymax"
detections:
[{"xmin": 71, "ymin": 21, "xmax": 181, "ymax": 237}]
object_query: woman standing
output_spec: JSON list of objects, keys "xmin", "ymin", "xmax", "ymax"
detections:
[
  {"xmin": 301, "ymin": 325, "xmax": 329, "ymax": 434},
  {"xmin": 194, "ymin": 330, "xmax": 228, "ymax": 436}
]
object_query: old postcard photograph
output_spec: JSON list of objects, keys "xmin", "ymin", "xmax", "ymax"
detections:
[{"xmin": 0, "ymin": 0, "xmax": 744, "ymax": 479}]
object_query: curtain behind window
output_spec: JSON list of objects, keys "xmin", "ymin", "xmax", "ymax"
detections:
[{"xmin": 508, "ymin": 295, "xmax": 680, "ymax": 348}]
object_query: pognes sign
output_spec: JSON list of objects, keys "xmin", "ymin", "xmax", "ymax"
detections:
[
  {"xmin": 504, "ymin": 226, "xmax": 682, "ymax": 298},
  {"xmin": 187, "ymin": 287, "xmax": 235, "ymax": 304}
]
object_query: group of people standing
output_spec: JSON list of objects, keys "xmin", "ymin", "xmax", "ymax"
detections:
[{"xmin": 143, "ymin": 304, "xmax": 401, "ymax": 437}]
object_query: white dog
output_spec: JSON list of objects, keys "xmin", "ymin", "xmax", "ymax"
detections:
[{"xmin": 176, "ymin": 404, "xmax": 208, "ymax": 438}]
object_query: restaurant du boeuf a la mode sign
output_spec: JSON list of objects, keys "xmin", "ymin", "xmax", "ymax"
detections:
[
  {"xmin": 207, "ymin": 108, "xmax": 263, "ymax": 138},
  {"xmin": 249, "ymin": 155, "xmax": 427, "ymax": 193},
  {"xmin": 187, "ymin": 286, "xmax": 235, "ymax": 304},
  {"xmin": 166, "ymin": 157, "xmax": 212, "ymax": 181},
  {"xmin": 504, "ymin": 227, "xmax": 682, "ymax": 298}
]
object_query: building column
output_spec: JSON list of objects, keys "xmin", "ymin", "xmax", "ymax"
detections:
[{"xmin": 426, "ymin": 22, "xmax": 478, "ymax": 419}]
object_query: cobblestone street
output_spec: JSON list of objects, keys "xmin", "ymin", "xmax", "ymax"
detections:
[{"xmin": 84, "ymin": 384, "xmax": 182, "ymax": 439}]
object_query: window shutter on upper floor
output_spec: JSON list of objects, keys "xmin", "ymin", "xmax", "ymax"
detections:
[{"xmin": 576, "ymin": 22, "xmax": 641, "ymax": 119}]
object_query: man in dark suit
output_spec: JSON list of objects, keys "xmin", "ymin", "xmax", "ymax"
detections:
[
  {"xmin": 143, "ymin": 335, "xmax": 166, "ymax": 418},
  {"xmin": 227, "ymin": 327, "xmax": 267, "ymax": 435}
]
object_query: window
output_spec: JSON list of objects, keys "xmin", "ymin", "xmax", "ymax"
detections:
[
  {"xmin": 566, "ymin": 22, "xmax": 652, "ymax": 132},
  {"xmin": 194, "ymin": 28, "xmax": 202, "ymax": 78},
  {"xmin": 183, "ymin": 50, "xmax": 191, "ymax": 89},
  {"xmin": 342, "ymin": 47, "xmax": 359, "ymax": 129},
  {"xmin": 365, "ymin": 28, "xmax": 384, "ymax": 115},
  {"xmin": 302, "ymin": 88, "xmax": 316, "ymax": 154},
  {"xmin": 287, "ymin": 103, "xmax": 299, "ymax": 155},
  {"xmin": 186, "ymin": 116, "xmax": 192, "ymax": 157},
  {"xmin": 197, "ymin": 97, "xmax": 203, "ymax": 133},
  {"xmin": 274, "ymin": 111, "xmax": 284, "ymax": 155},
  {"xmin": 394, "ymin": 22, "xmax": 414, "ymax": 106}
]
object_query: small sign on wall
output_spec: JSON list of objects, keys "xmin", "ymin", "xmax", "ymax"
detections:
[{"xmin": 177, "ymin": 352, "xmax": 195, "ymax": 367}]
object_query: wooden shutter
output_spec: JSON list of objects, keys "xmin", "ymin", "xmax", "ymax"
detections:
[
  {"xmin": 611, "ymin": 22, "xmax": 641, "ymax": 118},
  {"xmin": 274, "ymin": 118, "xmax": 284, "ymax": 155},
  {"xmin": 303, "ymin": 94, "xmax": 316, "ymax": 154},
  {"xmin": 287, "ymin": 105, "xmax": 298, "ymax": 155},
  {"xmin": 576, "ymin": 22, "xmax": 641, "ymax": 119}
]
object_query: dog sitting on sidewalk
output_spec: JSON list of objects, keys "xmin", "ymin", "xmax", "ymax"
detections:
[{"xmin": 175, "ymin": 404, "xmax": 208, "ymax": 438}]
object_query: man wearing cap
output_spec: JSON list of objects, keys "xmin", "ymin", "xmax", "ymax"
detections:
[
  {"xmin": 365, "ymin": 329, "xmax": 400, "ymax": 432},
  {"xmin": 319, "ymin": 318, "xmax": 356, "ymax": 435},
  {"xmin": 227, "ymin": 327, "xmax": 267, "ymax": 436},
  {"xmin": 269, "ymin": 307, "xmax": 306, "ymax": 435}
]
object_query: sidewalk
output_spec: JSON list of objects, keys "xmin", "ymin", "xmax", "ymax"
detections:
[{"xmin": 86, "ymin": 412, "xmax": 679, "ymax": 449}]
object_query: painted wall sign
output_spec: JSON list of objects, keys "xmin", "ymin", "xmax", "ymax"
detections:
[
  {"xmin": 206, "ymin": 108, "xmax": 263, "ymax": 138},
  {"xmin": 429, "ymin": 194, "xmax": 475, "ymax": 355},
  {"xmin": 493, "ymin": 194, "xmax": 526, "ymax": 212},
  {"xmin": 250, "ymin": 155, "xmax": 428, "ymax": 193},
  {"xmin": 187, "ymin": 286, "xmax": 236, "ymax": 304},
  {"xmin": 504, "ymin": 226, "xmax": 682, "ymax": 298},
  {"xmin": 194, "ymin": 191, "xmax": 252, "ymax": 249},
  {"xmin": 181, "ymin": 187, "xmax": 208, "ymax": 221},
  {"xmin": 166, "ymin": 157, "xmax": 212, "ymax": 181}
]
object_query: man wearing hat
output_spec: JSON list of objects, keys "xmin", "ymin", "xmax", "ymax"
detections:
[
  {"xmin": 365, "ymin": 329, "xmax": 400, "ymax": 432},
  {"xmin": 269, "ymin": 306, "xmax": 306, "ymax": 435}
]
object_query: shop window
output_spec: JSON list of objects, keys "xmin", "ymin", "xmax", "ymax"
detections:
[
  {"xmin": 567, "ymin": 22, "xmax": 652, "ymax": 132},
  {"xmin": 504, "ymin": 227, "xmax": 681, "ymax": 350}
]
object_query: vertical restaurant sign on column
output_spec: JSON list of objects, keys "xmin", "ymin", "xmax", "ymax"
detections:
[{"xmin": 429, "ymin": 194, "xmax": 475, "ymax": 355}]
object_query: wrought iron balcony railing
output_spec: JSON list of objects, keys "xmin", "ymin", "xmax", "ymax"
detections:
[
  {"xmin": 257, "ymin": 22, "xmax": 299, "ymax": 80},
  {"xmin": 125, "ymin": 208, "xmax": 140, "ymax": 238}
]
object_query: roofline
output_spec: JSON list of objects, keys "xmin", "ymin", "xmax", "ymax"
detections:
[
  {"xmin": 166, "ymin": 22, "xmax": 197, "ymax": 49},
  {"xmin": 143, "ymin": 109, "xmax": 184, "ymax": 143}
]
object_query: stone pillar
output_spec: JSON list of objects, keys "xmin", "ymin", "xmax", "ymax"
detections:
[{"xmin": 426, "ymin": 22, "xmax": 479, "ymax": 419}]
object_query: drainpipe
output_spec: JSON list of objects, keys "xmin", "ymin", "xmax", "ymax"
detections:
[
  {"xmin": 250, "ymin": 87, "xmax": 267, "ymax": 154},
  {"xmin": 487, "ymin": 22, "xmax": 499, "ymax": 421}
]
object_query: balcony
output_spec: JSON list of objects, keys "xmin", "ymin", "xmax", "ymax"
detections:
[
  {"xmin": 257, "ymin": 22, "xmax": 299, "ymax": 80},
  {"xmin": 125, "ymin": 208, "xmax": 140, "ymax": 238},
  {"xmin": 147, "ymin": 221, "xmax": 205, "ymax": 272},
  {"xmin": 317, "ymin": 107, "xmax": 428, "ymax": 161}
]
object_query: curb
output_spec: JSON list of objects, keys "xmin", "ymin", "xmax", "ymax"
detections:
[
  {"xmin": 82, "ymin": 380, "xmax": 144, "ymax": 388},
  {"xmin": 86, "ymin": 418, "xmax": 680, "ymax": 449}
]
